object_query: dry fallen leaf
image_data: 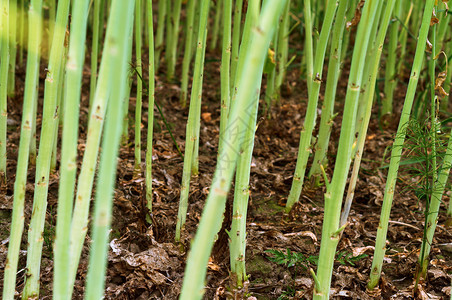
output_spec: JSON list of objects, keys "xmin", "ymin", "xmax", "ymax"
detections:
[{"xmin": 202, "ymin": 112, "xmax": 212, "ymax": 123}]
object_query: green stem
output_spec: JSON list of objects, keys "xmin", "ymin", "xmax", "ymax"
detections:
[
  {"xmin": 167, "ymin": 0, "xmax": 182, "ymax": 80},
  {"xmin": 2, "ymin": 1, "xmax": 42, "ymax": 299},
  {"xmin": 180, "ymin": 0, "xmax": 196, "ymax": 107},
  {"xmin": 417, "ymin": 14, "xmax": 438, "ymax": 283},
  {"xmin": 180, "ymin": 2, "xmax": 287, "ymax": 298},
  {"xmin": 89, "ymin": 0, "xmax": 102, "ymax": 114},
  {"xmin": 302, "ymin": 0, "xmax": 313, "ymax": 95},
  {"xmin": 230, "ymin": 0, "xmax": 243, "ymax": 93},
  {"xmin": 22, "ymin": 0, "xmax": 71, "ymax": 298},
  {"xmin": 67, "ymin": 5, "xmax": 123, "ymax": 295},
  {"xmin": 0, "ymin": 0, "xmax": 10, "ymax": 180},
  {"xmin": 210, "ymin": 0, "xmax": 223, "ymax": 50},
  {"xmin": 218, "ymin": 0, "xmax": 232, "ymax": 152},
  {"xmin": 7, "ymin": 0, "xmax": 17, "ymax": 97},
  {"xmin": 368, "ymin": 0, "xmax": 435, "ymax": 289},
  {"xmin": 155, "ymin": 0, "xmax": 166, "ymax": 70},
  {"xmin": 286, "ymin": 0, "xmax": 339, "ymax": 212},
  {"xmin": 229, "ymin": 0, "xmax": 260, "ymax": 287},
  {"xmin": 145, "ymin": 0, "xmax": 155, "ymax": 221},
  {"xmin": 382, "ymin": 0, "xmax": 403, "ymax": 117},
  {"xmin": 314, "ymin": 1, "xmax": 381, "ymax": 298},
  {"xmin": 341, "ymin": 0, "xmax": 396, "ymax": 227},
  {"xmin": 134, "ymin": 0, "xmax": 143, "ymax": 176},
  {"xmin": 85, "ymin": 2, "xmax": 135, "ymax": 298},
  {"xmin": 275, "ymin": 0, "xmax": 290, "ymax": 98},
  {"xmin": 175, "ymin": 0, "xmax": 210, "ymax": 241},
  {"xmin": 53, "ymin": 0, "xmax": 90, "ymax": 299},
  {"xmin": 308, "ymin": 0, "xmax": 348, "ymax": 179}
]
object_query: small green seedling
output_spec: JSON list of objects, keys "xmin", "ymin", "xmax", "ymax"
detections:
[{"xmin": 265, "ymin": 248, "xmax": 318, "ymax": 270}]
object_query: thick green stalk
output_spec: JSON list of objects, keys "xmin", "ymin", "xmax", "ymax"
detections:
[
  {"xmin": 164, "ymin": 0, "xmax": 172, "ymax": 70},
  {"xmin": 229, "ymin": 0, "xmax": 260, "ymax": 287},
  {"xmin": 275, "ymin": 0, "xmax": 290, "ymax": 97},
  {"xmin": 121, "ymin": 55, "xmax": 133, "ymax": 146},
  {"xmin": 99, "ymin": 0, "xmax": 107, "ymax": 50},
  {"xmin": 48, "ymin": 0, "xmax": 56, "ymax": 53},
  {"xmin": 210, "ymin": 0, "xmax": 222, "ymax": 50},
  {"xmin": 265, "ymin": 28, "xmax": 278, "ymax": 107},
  {"xmin": 89, "ymin": 0, "xmax": 102, "ymax": 113},
  {"xmin": 229, "ymin": 86, "xmax": 260, "ymax": 287},
  {"xmin": 230, "ymin": 0, "xmax": 243, "ymax": 92},
  {"xmin": 180, "ymin": 0, "xmax": 196, "ymax": 107},
  {"xmin": 155, "ymin": 0, "xmax": 166, "ymax": 70},
  {"xmin": 180, "ymin": 2, "xmax": 287, "ymax": 298},
  {"xmin": 167, "ymin": 0, "xmax": 182, "ymax": 80},
  {"xmin": 308, "ymin": 0, "xmax": 347, "ymax": 179},
  {"xmin": 7, "ymin": 0, "xmax": 17, "ymax": 97},
  {"xmin": 368, "ymin": 0, "xmax": 435, "ymax": 289},
  {"xmin": 409, "ymin": 0, "xmax": 422, "ymax": 36},
  {"xmin": 18, "ymin": 0, "xmax": 25, "ymax": 64},
  {"xmin": 218, "ymin": 0, "xmax": 232, "ymax": 152},
  {"xmin": 339, "ymin": 0, "xmax": 357, "ymax": 66},
  {"xmin": 53, "ymin": 0, "xmax": 90, "ymax": 298},
  {"xmin": 50, "ymin": 45, "xmax": 67, "ymax": 172},
  {"xmin": 313, "ymin": 1, "xmax": 380, "ymax": 298},
  {"xmin": 191, "ymin": 0, "xmax": 201, "ymax": 55},
  {"xmin": 353, "ymin": 0, "xmax": 383, "ymax": 157},
  {"xmin": 435, "ymin": 1, "xmax": 449, "ymax": 52},
  {"xmin": 134, "ymin": 0, "xmax": 143, "ymax": 176},
  {"xmin": 66, "ymin": 6, "xmax": 122, "ymax": 296},
  {"xmin": 145, "ymin": 0, "xmax": 155, "ymax": 219},
  {"xmin": 0, "ymin": 0, "xmax": 9, "ymax": 180},
  {"xmin": 22, "ymin": 0, "xmax": 71, "ymax": 298},
  {"xmin": 230, "ymin": 0, "xmax": 260, "ymax": 102},
  {"xmin": 382, "ymin": 0, "xmax": 403, "ymax": 117},
  {"xmin": 1, "ymin": 1, "xmax": 42, "ymax": 299},
  {"xmin": 340, "ymin": 0, "xmax": 396, "ymax": 227},
  {"xmin": 285, "ymin": 0, "xmax": 339, "ymax": 213},
  {"xmin": 175, "ymin": 0, "xmax": 210, "ymax": 241},
  {"xmin": 142, "ymin": 0, "xmax": 148, "ymax": 47},
  {"xmin": 85, "ymin": 2, "xmax": 135, "ymax": 298},
  {"xmin": 302, "ymin": 0, "xmax": 313, "ymax": 95},
  {"xmin": 29, "ymin": 83, "xmax": 37, "ymax": 165},
  {"xmin": 396, "ymin": 1, "xmax": 413, "ymax": 77}
]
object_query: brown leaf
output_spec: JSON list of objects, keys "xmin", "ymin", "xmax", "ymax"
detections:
[
  {"xmin": 435, "ymin": 70, "xmax": 449, "ymax": 98},
  {"xmin": 201, "ymin": 112, "xmax": 212, "ymax": 123},
  {"xmin": 430, "ymin": 16, "xmax": 439, "ymax": 25}
]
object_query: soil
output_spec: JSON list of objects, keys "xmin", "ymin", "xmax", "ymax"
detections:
[{"xmin": 0, "ymin": 23, "xmax": 451, "ymax": 300}]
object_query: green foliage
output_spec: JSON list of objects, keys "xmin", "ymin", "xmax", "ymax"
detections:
[
  {"xmin": 401, "ymin": 116, "xmax": 448, "ymax": 203},
  {"xmin": 336, "ymin": 250, "xmax": 368, "ymax": 266},
  {"xmin": 265, "ymin": 248, "xmax": 366, "ymax": 269},
  {"xmin": 277, "ymin": 286, "xmax": 296, "ymax": 300},
  {"xmin": 265, "ymin": 248, "xmax": 317, "ymax": 270},
  {"xmin": 43, "ymin": 224, "xmax": 55, "ymax": 258}
]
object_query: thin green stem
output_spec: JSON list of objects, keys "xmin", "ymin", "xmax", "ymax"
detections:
[
  {"xmin": 85, "ymin": 2, "xmax": 135, "ymax": 298},
  {"xmin": 134, "ymin": 0, "xmax": 143, "ymax": 176},
  {"xmin": 314, "ymin": 1, "xmax": 381, "ymax": 298},
  {"xmin": 180, "ymin": 2, "xmax": 287, "ymax": 298},
  {"xmin": 22, "ymin": 0, "xmax": 71, "ymax": 297},
  {"xmin": 368, "ymin": 0, "xmax": 435, "ymax": 289},
  {"xmin": 53, "ymin": 1, "xmax": 90, "ymax": 299},
  {"xmin": 175, "ymin": 0, "xmax": 210, "ymax": 241},
  {"xmin": 2, "ymin": 1, "xmax": 42, "ymax": 299}
]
